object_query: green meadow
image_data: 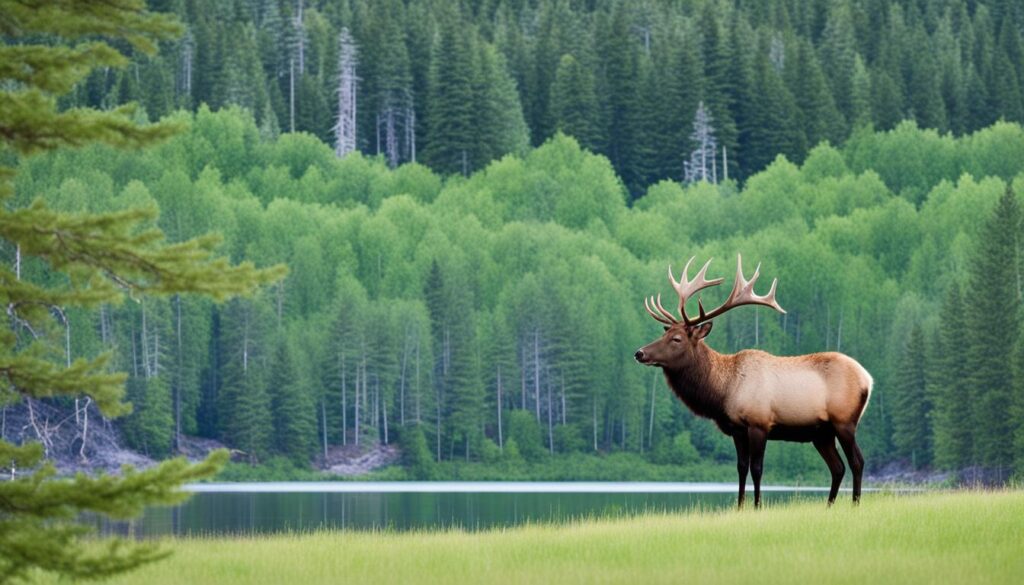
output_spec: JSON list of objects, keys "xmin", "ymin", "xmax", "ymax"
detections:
[{"xmin": 33, "ymin": 491, "xmax": 1022, "ymax": 585}]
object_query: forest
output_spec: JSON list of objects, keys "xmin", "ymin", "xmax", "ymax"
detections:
[
  {"xmin": 4, "ymin": 0, "xmax": 1024, "ymax": 484},
  {"xmin": 6, "ymin": 103, "xmax": 1023, "ymax": 481},
  {"xmin": 75, "ymin": 0, "xmax": 1024, "ymax": 196}
]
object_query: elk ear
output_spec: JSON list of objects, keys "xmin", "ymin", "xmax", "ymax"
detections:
[{"xmin": 690, "ymin": 322, "xmax": 713, "ymax": 340}]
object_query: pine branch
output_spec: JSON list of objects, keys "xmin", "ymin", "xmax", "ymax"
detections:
[
  {"xmin": 0, "ymin": 0, "xmax": 182, "ymax": 53},
  {"xmin": 0, "ymin": 202, "xmax": 286, "ymax": 301}
]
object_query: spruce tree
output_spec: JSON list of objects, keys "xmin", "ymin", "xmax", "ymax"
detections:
[
  {"xmin": 269, "ymin": 336, "xmax": 317, "ymax": 465},
  {"xmin": 931, "ymin": 285, "xmax": 972, "ymax": 470},
  {"xmin": 891, "ymin": 324, "xmax": 931, "ymax": 468},
  {"xmin": 0, "ymin": 2, "xmax": 284, "ymax": 581},
  {"xmin": 551, "ymin": 54, "xmax": 603, "ymax": 153},
  {"xmin": 966, "ymin": 187, "xmax": 1021, "ymax": 475},
  {"xmin": 422, "ymin": 10, "xmax": 476, "ymax": 175},
  {"xmin": 789, "ymin": 39, "xmax": 844, "ymax": 149}
]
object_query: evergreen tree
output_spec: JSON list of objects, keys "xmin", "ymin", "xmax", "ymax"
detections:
[
  {"xmin": 891, "ymin": 324, "xmax": 931, "ymax": 468},
  {"xmin": 697, "ymin": 2, "xmax": 739, "ymax": 179},
  {"xmin": 931, "ymin": 285, "xmax": 972, "ymax": 470},
  {"xmin": 551, "ymin": 54, "xmax": 603, "ymax": 153},
  {"xmin": 0, "ymin": 2, "xmax": 284, "ymax": 581},
  {"xmin": 473, "ymin": 42, "xmax": 531, "ymax": 164},
  {"xmin": 789, "ymin": 39, "xmax": 844, "ymax": 149},
  {"xmin": 819, "ymin": 0, "xmax": 857, "ymax": 124},
  {"xmin": 966, "ymin": 187, "xmax": 1021, "ymax": 475},
  {"xmin": 602, "ymin": 3, "xmax": 644, "ymax": 196},
  {"xmin": 269, "ymin": 336, "xmax": 317, "ymax": 464},
  {"xmin": 218, "ymin": 298, "xmax": 274, "ymax": 463},
  {"xmin": 422, "ymin": 10, "xmax": 476, "ymax": 175}
]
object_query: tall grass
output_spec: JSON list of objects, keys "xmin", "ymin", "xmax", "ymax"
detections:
[{"xmin": 32, "ymin": 491, "xmax": 1023, "ymax": 584}]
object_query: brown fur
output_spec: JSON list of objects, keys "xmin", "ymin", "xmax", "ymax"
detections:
[{"xmin": 636, "ymin": 321, "xmax": 872, "ymax": 507}]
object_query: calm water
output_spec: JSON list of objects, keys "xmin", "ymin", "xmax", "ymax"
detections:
[{"xmin": 94, "ymin": 482, "xmax": 840, "ymax": 537}]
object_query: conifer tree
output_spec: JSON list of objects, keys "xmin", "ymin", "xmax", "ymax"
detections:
[
  {"xmin": 269, "ymin": 336, "xmax": 317, "ymax": 464},
  {"xmin": 966, "ymin": 187, "xmax": 1021, "ymax": 475},
  {"xmin": 891, "ymin": 324, "xmax": 931, "ymax": 468},
  {"xmin": 423, "ymin": 10, "xmax": 476, "ymax": 175},
  {"xmin": 931, "ymin": 285, "xmax": 972, "ymax": 470},
  {"xmin": 551, "ymin": 54, "xmax": 603, "ymax": 153},
  {"xmin": 0, "ymin": 2, "xmax": 284, "ymax": 581}
]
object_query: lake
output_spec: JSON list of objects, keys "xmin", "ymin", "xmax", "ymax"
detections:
[{"xmin": 94, "ymin": 482, "xmax": 848, "ymax": 537}]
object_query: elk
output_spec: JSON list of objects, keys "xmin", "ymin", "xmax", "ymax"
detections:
[{"xmin": 634, "ymin": 255, "xmax": 872, "ymax": 508}]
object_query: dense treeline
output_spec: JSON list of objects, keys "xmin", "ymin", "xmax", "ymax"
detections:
[
  {"xmin": 67, "ymin": 0, "xmax": 1024, "ymax": 196},
  {"xmin": 8, "ymin": 107, "xmax": 1024, "ymax": 480}
]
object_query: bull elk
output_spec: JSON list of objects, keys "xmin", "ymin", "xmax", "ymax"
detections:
[{"xmin": 634, "ymin": 255, "xmax": 872, "ymax": 507}]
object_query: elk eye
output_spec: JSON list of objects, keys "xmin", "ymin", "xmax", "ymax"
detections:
[{"xmin": 671, "ymin": 337, "xmax": 683, "ymax": 343}]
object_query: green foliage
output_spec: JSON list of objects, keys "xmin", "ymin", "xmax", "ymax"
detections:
[
  {"xmin": 401, "ymin": 425, "xmax": 437, "ymax": 480},
  {"xmin": 0, "ymin": 3, "xmax": 285, "ymax": 582},
  {"xmin": 46, "ymin": 0, "xmax": 1024, "ymax": 190},
  {"xmin": 506, "ymin": 410, "xmax": 546, "ymax": 463},
  {"xmin": 891, "ymin": 324, "xmax": 931, "ymax": 468},
  {"xmin": 965, "ymin": 187, "xmax": 1021, "ymax": 474},
  {"xmin": 11, "ymin": 103, "xmax": 1024, "ymax": 487}
]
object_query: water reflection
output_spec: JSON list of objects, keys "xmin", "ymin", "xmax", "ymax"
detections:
[{"xmin": 94, "ymin": 482, "xmax": 830, "ymax": 537}]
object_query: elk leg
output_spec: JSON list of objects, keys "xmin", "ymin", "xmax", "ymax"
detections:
[
  {"xmin": 835, "ymin": 424, "xmax": 864, "ymax": 504},
  {"xmin": 733, "ymin": 430, "xmax": 750, "ymax": 509},
  {"xmin": 813, "ymin": 432, "xmax": 845, "ymax": 506},
  {"xmin": 747, "ymin": 427, "xmax": 768, "ymax": 509}
]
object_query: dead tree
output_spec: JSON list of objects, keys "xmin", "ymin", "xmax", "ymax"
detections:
[
  {"xmin": 683, "ymin": 101, "xmax": 718, "ymax": 184},
  {"xmin": 334, "ymin": 27, "xmax": 358, "ymax": 158}
]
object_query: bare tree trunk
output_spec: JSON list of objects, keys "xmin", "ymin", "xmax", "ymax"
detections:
[
  {"xmin": 384, "ymin": 107, "xmax": 399, "ymax": 167},
  {"xmin": 295, "ymin": 0, "xmax": 305, "ymax": 72},
  {"xmin": 533, "ymin": 329, "xmax": 541, "ymax": 421},
  {"xmin": 547, "ymin": 368, "xmax": 554, "ymax": 453},
  {"xmin": 380, "ymin": 376, "xmax": 388, "ymax": 445},
  {"xmin": 373, "ymin": 371, "xmax": 379, "ymax": 441},
  {"xmin": 341, "ymin": 357, "xmax": 347, "ymax": 445},
  {"xmin": 496, "ymin": 364, "xmax": 503, "ymax": 449},
  {"xmin": 175, "ymin": 295, "xmax": 183, "ymax": 450},
  {"xmin": 334, "ymin": 28, "xmax": 358, "ymax": 158},
  {"xmin": 754, "ymin": 307, "xmax": 759, "ymax": 346},
  {"xmin": 837, "ymin": 309, "xmax": 844, "ymax": 352},
  {"xmin": 321, "ymin": 399, "xmax": 328, "ymax": 459},
  {"xmin": 79, "ymin": 397, "xmax": 91, "ymax": 461},
  {"xmin": 289, "ymin": 57, "xmax": 295, "ymax": 132},
  {"xmin": 353, "ymin": 359, "xmax": 360, "ymax": 446},
  {"xmin": 415, "ymin": 341, "xmax": 421, "ymax": 424},
  {"xmin": 435, "ymin": 382, "xmax": 442, "ymax": 462},
  {"xmin": 399, "ymin": 331, "xmax": 408, "ymax": 426},
  {"xmin": 592, "ymin": 396, "xmax": 598, "ymax": 451},
  {"xmin": 520, "ymin": 337, "xmax": 527, "ymax": 410},
  {"xmin": 560, "ymin": 373, "xmax": 566, "ymax": 426},
  {"xmin": 141, "ymin": 301, "xmax": 151, "ymax": 379},
  {"xmin": 403, "ymin": 106, "xmax": 411, "ymax": 162},
  {"xmin": 648, "ymin": 371, "xmax": 657, "ymax": 449},
  {"xmin": 826, "ymin": 303, "xmax": 832, "ymax": 350}
]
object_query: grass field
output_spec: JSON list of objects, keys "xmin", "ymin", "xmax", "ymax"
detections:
[{"xmin": 33, "ymin": 491, "xmax": 1024, "ymax": 584}]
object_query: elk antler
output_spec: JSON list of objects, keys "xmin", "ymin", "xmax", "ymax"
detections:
[
  {"xmin": 643, "ymin": 255, "xmax": 786, "ymax": 327},
  {"xmin": 644, "ymin": 294, "xmax": 678, "ymax": 326},
  {"xmin": 668, "ymin": 257, "xmax": 724, "ymax": 325},
  {"xmin": 685, "ymin": 254, "xmax": 786, "ymax": 325}
]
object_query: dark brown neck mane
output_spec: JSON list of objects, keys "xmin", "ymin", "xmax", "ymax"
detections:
[{"xmin": 661, "ymin": 343, "xmax": 733, "ymax": 422}]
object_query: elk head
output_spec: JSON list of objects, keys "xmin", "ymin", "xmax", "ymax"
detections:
[{"xmin": 634, "ymin": 255, "xmax": 785, "ymax": 368}]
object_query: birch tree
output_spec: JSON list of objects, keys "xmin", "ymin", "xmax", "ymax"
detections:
[
  {"xmin": 683, "ymin": 101, "xmax": 718, "ymax": 184},
  {"xmin": 334, "ymin": 27, "xmax": 358, "ymax": 158}
]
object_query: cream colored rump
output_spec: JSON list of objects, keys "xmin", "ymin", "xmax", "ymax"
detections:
[{"xmin": 730, "ymin": 351, "xmax": 870, "ymax": 428}]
